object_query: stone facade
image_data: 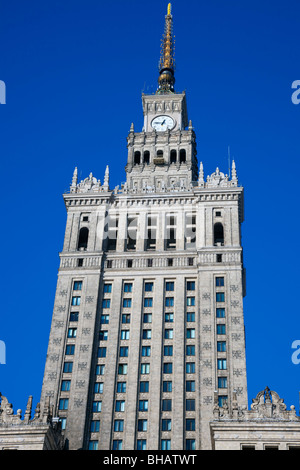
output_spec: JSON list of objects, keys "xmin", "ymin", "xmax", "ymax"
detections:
[
  {"xmin": 0, "ymin": 394, "xmax": 64, "ymax": 450},
  {"xmin": 211, "ymin": 387, "xmax": 300, "ymax": 450}
]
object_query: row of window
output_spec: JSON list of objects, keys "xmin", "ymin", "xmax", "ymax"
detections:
[{"xmin": 88, "ymin": 438, "xmax": 196, "ymax": 451}]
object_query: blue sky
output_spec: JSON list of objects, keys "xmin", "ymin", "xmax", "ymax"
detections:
[{"xmin": 0, "ymin": 0, "xmax": 300, "ymax": 415}]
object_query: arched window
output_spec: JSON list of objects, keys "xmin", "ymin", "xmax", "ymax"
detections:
[
  {"xmin": 134, "ymin": 151, "xmax": 141, "ymax": 165},
  {"xmin": 179, "ymin": 149, "xmax": 186, "ymax": 163},
  {"xmin": 157, "ymin": 150, "xmax": 163, "ymax": 158},
  {"xmin": 78, "ymin": 227, "xmax": 89, "ymax": 251},
  {"xmin": 214, "ymin": 223, "xmax": 224, "ymax": 246},
  {"xmin": 144, "ymin": 151, "xmax": 150, "ymax": 165},
  {"xmin": 170, "ymin": 150, "xmax": 177, "ymax": 164}
]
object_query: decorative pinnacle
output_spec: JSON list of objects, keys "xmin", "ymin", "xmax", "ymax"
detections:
[{"xmin": 157, "ymin": 3, "xmax": 175, "ymax": 94}]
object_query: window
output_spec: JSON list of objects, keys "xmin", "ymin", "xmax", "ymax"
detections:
[
  {"xmin": 78, "ymin": 258, "xmax": 84, "ymax": 267},
  {"xmin": 134, "ymin": 151, "xmax": 141, "ymax": 165},
  {"xmin": 217, "ymin": 341, "xmax": 226, "ymax": 352},
  {"xmin": 147, "ymin": 259, "xmax": 153, "ymax": 267},
  {"xmin": 186, "ymin": 297, "xmax": 195, "ymax": 306},
  {"xmin": 67, "ymin": 328, "xmax": 77, "ymax": 338},
  {"xmin": 104, "ymin": 284, "xmax": 112, "ymax": 293},
  {"xmin": 186, "ymin": 419, "xmax": 195, "ymax": 431},
  {"xmin": 216, "ymin": 292, "xmax": 225, "ymax": 302},
  {"xmin": 186, "ymin": 399, "xmax": 195, "ymax": 411},
  {"xmin": 142, "ymin": 329, "xmax": 152, "ymax": 339},
  {"xmin": 113, "ymin": 440, "xmax": 123, "ymax": 450},
  {"xmin": 98, "ymin": 347, "xmax": 106, "ymax": 358},
  {"xmin": 187, "ymin": 281, "xmax": 195, "ymax": 291},
  {"xmin": 186, "ymin": 380, "xmax": 195, "ymax": 392},
  {"xmin": 165, "ymin": 297, "xmax": 174, "ymax": 307},
  {"xmin": 141, "ymin": 363, "xmax": 150, "ymax": 375},
  {"xmin": 118, "ymin": 364, "xmax": 128, "ymax": 375},
  {"xmin": 65, "ymin": 345, "xmax": 75, "ymax": 356},
  {"xmin": 217, "ymin": 324, "xmax": 226, "ymax": 335},
  {"xmin": 127, "ymin": 260, "xmax": 133, "ymax": 268},
  {"xmin": 145, "ymin": 282, "xmax": 153, "ymax": 292},
  {"xmin": 115, "ymin": 401, "xmax": 125, "ymax": 412},
  {"xmin": 216, "ymin": 277, "xmax": 224, "ymax": 287},
  {"xmin": 78, "ymin": 227, "xmax": 89, "ymax": 250},
  {"xmin": 218, "ymin": 377, "xmax": 228, "ymax": 388},
  {"xmin": 161, "ymin": 439, "xmax": 171, "ymax": 451},
  {"xmin": 99, "ymin": 330, "xmax": 108, "ymax": 341},
  {"xmin": 92, "ymin": 401, "xmax": 102, "ymax": 412},
  {"xmin": 73, "ymin": 281, "xmax": 82, "ymax": 291},
  {"xmin": 61, "ymin": 380, "xmax": 71, "ymax": 391},
  {"xmin": 186, "ymin": 345, "xmax": 195, "ymax": 356},
  {"xmin": 217, "ymin": 254, "xmax": 223, "ymax": 263},
  {"xmin": 114, "ymin": 420, "xmax": 124, "ymax": 432},
  {"xmin": 186, "ymin": 362, "xmax": 195, "ymax": 374},
  {"xmin": 217, "ymin": 359, "xmax": 227, "ymax": 370},
  {"xmin": 138, "ymin": 419, "xmax": 148, "ymax": 432},
  {"xmin": 187, "ymin": 312, "xmax": 195, "ymax": 322},
  {"xmin": 124, "ymin": 283, "xmax": 132, "ymax": 293},
  {"xmin": 186, "ymin": 439, "xmax": 196, "ymax": 451},
  {"xmin": 71, "ymin": 296, "xmax": 81, "ymax": 306},
  {"xmin": 119, "ymin": 347, "xmax": 128, "ymax": 357},
  {"xmin": 101, "ymin": 314, "xmax": 109, "ymax": 324},
  {"xmin": 164, "ymin": 345, "xmax": 173, "ymax": 356},
  {"xmin": 144, "ymin": 150, "xmax": 150, "ymax": 165},
  {"xmin": 214, "ymin": 223, "xmax": 224, "ymax": 246},
  {"xmin": 59, "ymin": 398, "xmax": 69, "ymax": 410},
  {"xmin": 170, "ymin": 149, "xmax": 177, "ymax": 164},
  {"xmin": 162, "ymin": 419, "xmax": 172, "ymax": 431},
  {"xmin": 218, "ymin": 396, "xmax": 228, "ymax": 407},
  {"xmin": 88, "ymin": 441, "xmax": 98, "ymax": 450},
  {"xmin": 137, "ymin": 439, "xmax": 147, "ymax": 450},
  {"xmin": 187, "ymin": 328, "xmax": 195, "ymax": 339},
  {"xmin": 123, "ymin": 298, "xmax": 132, "ymax": 308},
  {"xmin": 163, "ymin": 381, "xmax": 172, "ymax": 392},
  {"xmin": 162, "ymin": 399, "xmax": 172, "ymax": 411},
  {"xmin": 165, "ymin": 282, "xmax": 174, "ymax": 291},
  {"xmin": 122, "ymin": 314, "xmax": 131, "ymax": 324},
  {"xmin": 63, "ymin": 362, "xmax": 73, "ymax": 373},
  {"xmin": 90, "ymin": 421, "xmax": 100, "ymax": 432},
  {"xmin": 60, "ymin": 418, "xmax": 67, "ymax": 430},
  {"xmin": 167, "ymin": 258, "xmax": 173, "ymax": 267},
  {"xmin": 163, "ymin": 363, "xmax": 173, "ymax": 374},
  {"xmin": 70, "ymin": 312, "xmax": 79, "ymax": 322},
  {"xmin": 165, "ymin": 312, "xmax": 174, "ymax": 322},
  {"xmin": 117, "ymin": 382, "xmax": 126, "ymax": 393},
  {"xmin": 139, "ymin": 400, "xmax": 148, "ymax": 412},
  {"xmin": 96, "ymin": 365, "xmax": 105, "ymax": 376},
  {"xmin": 143, "ymin": 313, "xmax": 152, "ymax": 323},
  {"xmin": 144, "ymin": 298, "xmax": 153, "ymax": 308},
  {"xmin": 121, "ymin": 330, "xmax": 130, "ymax": 340},
  {"xmin": 164, "ymin": 329, "xmax": 173, "ymax": 339},
  {"xmin": 216, "ymin": 308, "xmax": 225, "ymax": 318},
  {"xmin": 102, "ymin": 299, "xmax": 111, "ymax": 308},
  {"xmin": 179, "ymin": 149, "xmax": 186, "ymax": 163},
  {"xmin": 142, "ymin": 346, "xmax": 151, "ymax": 357},
  {"xmin": 94, "ymin": 383, "xmax": 104, "ymax": 394},
  {"xmin": 140, "ymin": 381, "xmax": 149, "ymax": 393}
]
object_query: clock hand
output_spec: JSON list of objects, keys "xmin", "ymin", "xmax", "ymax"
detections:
[{"xmin": 161, "ymin": 119, "xmax": 166, "ymax": 126}]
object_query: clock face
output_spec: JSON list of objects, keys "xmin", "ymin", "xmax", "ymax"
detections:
[{"xmin": 151, "ymin": 115, "xmax": 174, "ymax": 132}]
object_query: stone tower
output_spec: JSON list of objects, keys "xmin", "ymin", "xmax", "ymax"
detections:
[{"xmin": 40, "ymin": 3, "xmax": 247, "ymax": 450}]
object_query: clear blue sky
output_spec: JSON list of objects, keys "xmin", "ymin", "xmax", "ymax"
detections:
[{"xmin": 1, "ymin": 0, "xmax": 300, "ymax": 415}]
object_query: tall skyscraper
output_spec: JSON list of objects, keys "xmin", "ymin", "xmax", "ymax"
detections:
[{"xmin": 40, "ymin": 3, "xmax": 248, "ymax": 450}]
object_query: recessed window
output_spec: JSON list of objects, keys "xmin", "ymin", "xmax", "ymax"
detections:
[
  {"xmin": 124, "ymin": 283, "xmax": 133, "ymax": 293},
  {"xmin": 118, "ymin": 364, "xmax": 128, "ymax": 375},
  {"xmin": 145, "ymin": 282, "xmax": 153, "ymax": 292},
  {"xmin": 71, "ymin": 296, "xmax": 81, "ymax": 306},
  {"xmin": 216, "ymin": 277, "xmax": 224, "ymax": 287},
  {"xmin": 166, "ymin": 282, "xmax": 174, "ymax": 291},
  {"xmin": 141, "ymin": 363, "xmax": 150, "ymax": 375},
  {"xmin": 104, "ymin": 284, "xmax": 112, "ymax": 293},
  {"xmin": 216, "ymin": 292, "xmax": 225, "ymax": 302},
  {"xmin": 73, "ymin": 281, "xmax": 82, "ymax": 291},
  {"xmin": 217, "ymin": 324, "xmax": 226, "ymax": 335},
  {"xmin": 187, "ymin": 281, "xmax": 195, "ymax": 291},
  {"xmin": 217, "ymin": 341, "xmax": 226, "ymax": 352}
]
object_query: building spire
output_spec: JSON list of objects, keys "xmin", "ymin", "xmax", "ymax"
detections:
[{"xmin": 157, "ymin": 3, "xmax": 175, "ymax": 94}]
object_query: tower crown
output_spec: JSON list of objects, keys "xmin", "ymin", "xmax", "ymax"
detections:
[{"xmin": 157, "ymin": 3, "xmax": 175, "ymax": 94}]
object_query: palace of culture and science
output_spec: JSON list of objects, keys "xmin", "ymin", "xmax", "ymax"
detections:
[{"xmin": 1, "ymin": 4, "xmax": 300, "ymax": 451}]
